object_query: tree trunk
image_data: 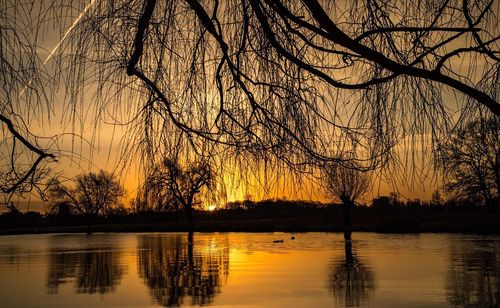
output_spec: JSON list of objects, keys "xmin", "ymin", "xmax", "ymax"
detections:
[
  {"xmin": 186, "ymin": 203, "xmax": 194, "ymax": 232},
  {"xmin": 480, "ymin": 184, "xmax": 495, "ymax": 212},
  {"xmin": 85, "ymin": 214, "xmax": 93, "ymax": 234},
  {"xmin": 494, "ymin": 169, "xmax": 500, "ymax": 205},
  {"xmin": 341, "ymin": 197, "xmax": 354, "ymax": 241}
]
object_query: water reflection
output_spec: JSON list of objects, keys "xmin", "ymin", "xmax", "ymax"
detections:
[
  {"xmin": 329, "ymin": 239, "xmax": 375, "ymax": 307},
  {"xmin": 138, "ymin": 233, "xmax": 229, "ymax": 307},
  {"xmin": 2, "ymin": 233, "xmax": 500, "ymax": 307},
  {"xmin": 46, "ymin": 235, "xmax": 125, "ymax": 294},
  {"xmin": 0, "ymin": 245, "xmax": 22, "ymax": 265},
  {"xmin": 447, "ymin": 238, "xmax": 500, "ymax": 306}
]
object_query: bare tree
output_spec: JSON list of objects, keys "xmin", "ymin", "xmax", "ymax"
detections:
[
  {"xmin": 142, "ymin": 158, "xmax": 215, "ymax": 230},
  {"xmin": 323, "ymin": 164, "xmax": 370, "ymax": 239},
  {"xmin": 438, "ymin": 117, "xmax": 499, "ymax": 209},
  {"xmin": 129, "ymin": 196, "xmax": 150, "ymax": 214},
  {"xmin": 48, "ymin": 170, "xmax": 125, "ymax": 232}
]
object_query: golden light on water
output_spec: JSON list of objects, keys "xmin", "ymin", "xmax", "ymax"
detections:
[{"xmin": 0, "ymin": 231, "xmax": 498, "ymax": 307}]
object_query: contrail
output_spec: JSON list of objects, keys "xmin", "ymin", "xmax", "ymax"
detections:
[
  {"xmin": 18, "ymin": 0, "xmax": 97, "ymax": 96},
  {"xmin": 43, "ymin": 0, "xmax": 97, "ymax": 65}
]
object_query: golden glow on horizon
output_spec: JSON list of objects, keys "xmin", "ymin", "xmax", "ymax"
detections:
[{"xmin": 115, "ymin": 161, "xmax": 437, "ymax": 211}]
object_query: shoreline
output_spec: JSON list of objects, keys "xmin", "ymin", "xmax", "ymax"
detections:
[{"xmin": 1, "ymin": 216, "xmax": 499, "ymax": 235}]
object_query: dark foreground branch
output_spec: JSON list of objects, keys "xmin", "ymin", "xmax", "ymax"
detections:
[{"xmin": 0, "ymin": 113, "xmax": 55, "ymax": 194}]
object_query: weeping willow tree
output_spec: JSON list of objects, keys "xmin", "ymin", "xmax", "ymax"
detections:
[
  {"xmin": 63, "ymin": 0, "xmax": 499, "ymax": 166},
  {"xmin": 323, "ymin": 162, "xmax": 371, "ymax": 238},
  {"xmin": 2, "ymin": 0, "xmax": 500, "ymax": 201}
]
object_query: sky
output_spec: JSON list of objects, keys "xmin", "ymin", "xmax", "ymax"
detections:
[{"xmin": 2, "ymin": 0, "xmax": 467, "ymax": 211}]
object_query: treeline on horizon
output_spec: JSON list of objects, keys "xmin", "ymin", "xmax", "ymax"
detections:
[{"xmin": 1, "ymin": 196, "xmax": 498, "ymax": 233}]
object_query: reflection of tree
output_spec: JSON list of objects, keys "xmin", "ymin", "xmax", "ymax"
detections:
[
  {"xmin": 0, "ymin": 245, "xmax": 21, "ymax": 265},
  {"xmin": 447, "ymin": 239, "xmax": 499, "ymax": 306},
  {"xmin": 46, "ymin": 237, "xmax": 124, "ymax": 295},
  {"xmin": 329, "ymin": 240, "xmax": 375, "ymax": 307},
  {"xmin": 138, "ymin": 233, "xmax": 229, "ymax": 307}
]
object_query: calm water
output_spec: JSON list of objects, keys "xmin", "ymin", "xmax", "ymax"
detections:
[{"xmin": 0, "ymin": 232, "xmax": 498, "ymax": 307}]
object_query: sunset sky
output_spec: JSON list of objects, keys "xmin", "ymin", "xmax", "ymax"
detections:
[
  {"xmin": 0, "ymin": 2, "xmax": 497, "ymax": 308},
  {"xmin": 5, "ymin": 0, "xmax": 477, "ymax": 211}
]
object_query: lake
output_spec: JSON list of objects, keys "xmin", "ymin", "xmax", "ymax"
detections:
[{"xmin": 0, "ymin": 232, "xmax": 498, "ymax": 307}]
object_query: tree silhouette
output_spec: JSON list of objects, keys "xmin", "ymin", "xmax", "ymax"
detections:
[
  {"xmin": 323, "ymin": 164, "xmax": 370, "ymax": 239},
  {"xmin": 438, "ymin": 117, "xmax": 499, "ymax": 209},
  {"xmin": 142, "ymin": 158, "xmax": 215, "ymax": 229},
  {"xmin": 137, "ymin": 234, "xmax": 229, "ymax": 307},
  {"xmin": 47, "ymin": 170, "xmax": 124, "ymax": 232}
]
